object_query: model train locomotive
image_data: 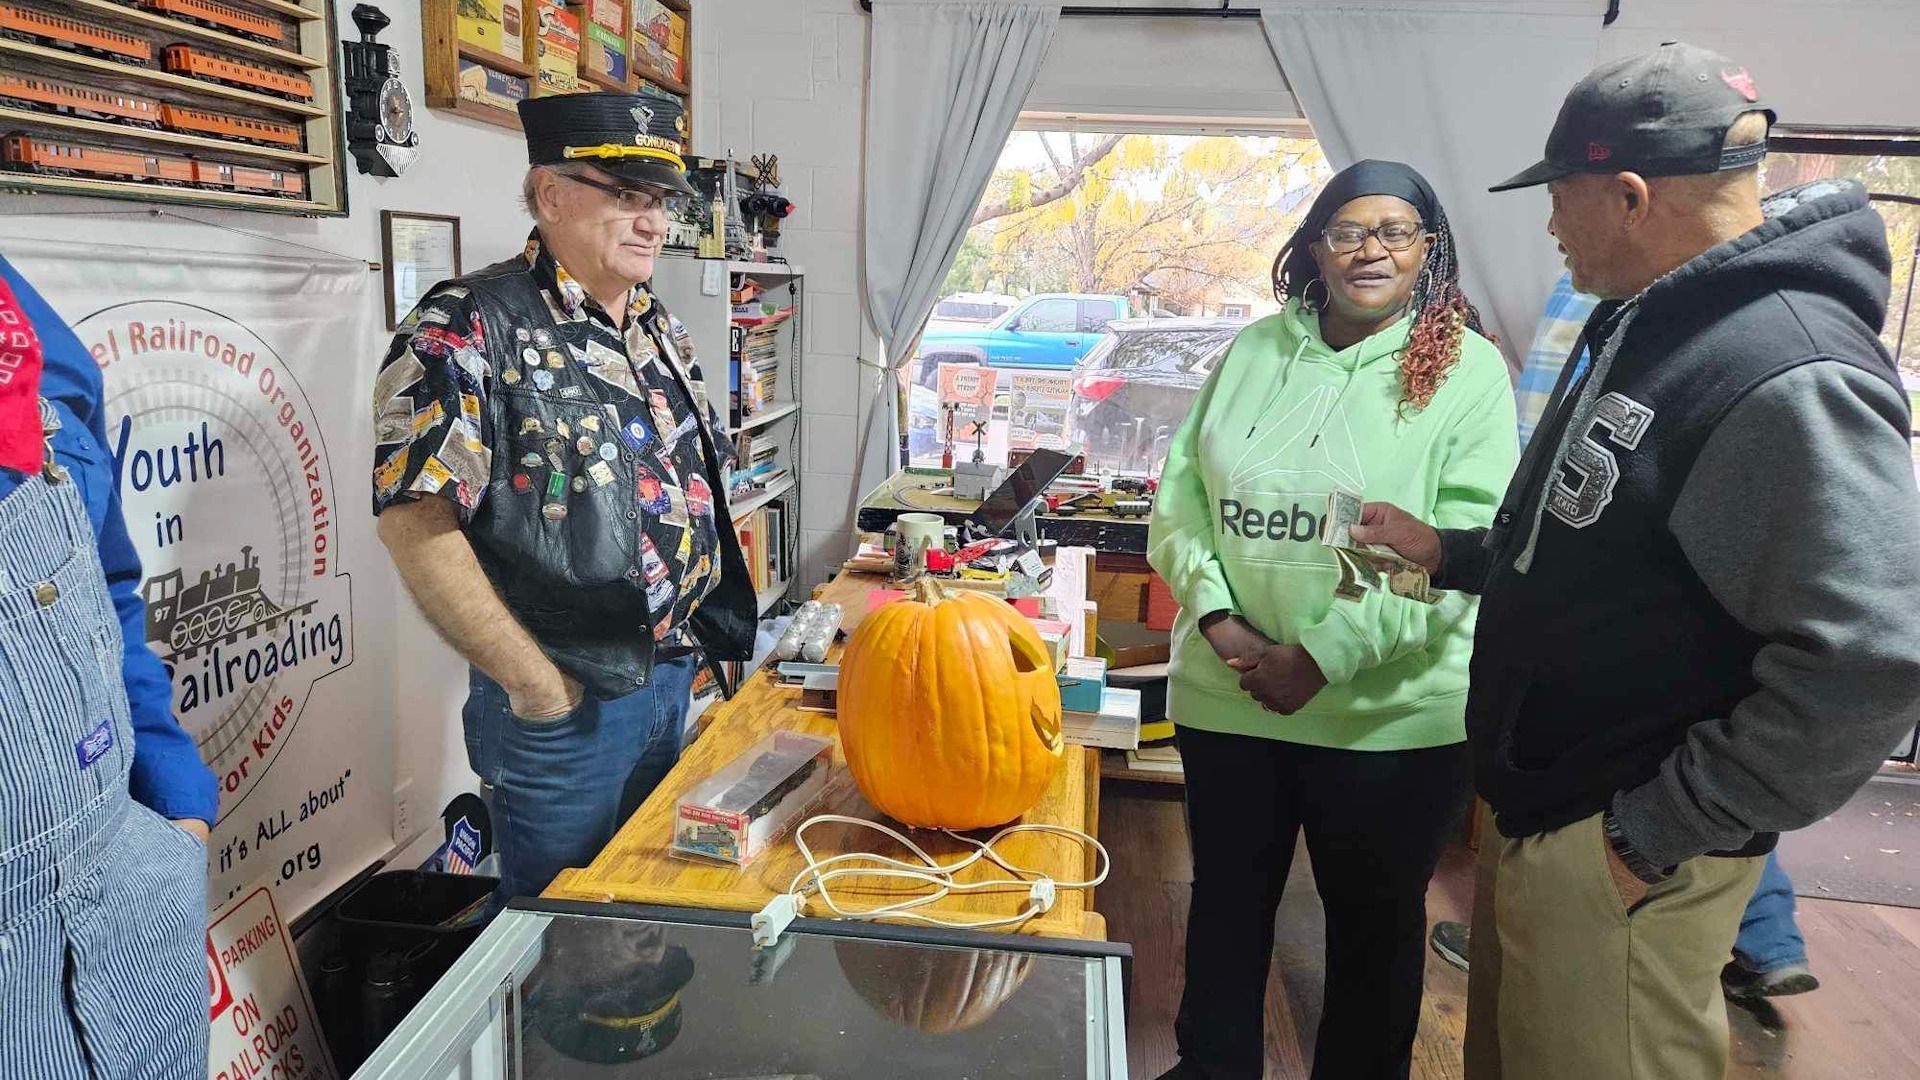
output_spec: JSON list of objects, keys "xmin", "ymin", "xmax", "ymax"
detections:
[{"xmin": 2, "ymin": 133, "xmax": 305, "ymax": 198}]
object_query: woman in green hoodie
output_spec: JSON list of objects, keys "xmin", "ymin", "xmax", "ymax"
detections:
[{"xmin": 1148, "ymin": 161, "xmax": 1518, "ymax": 1080}]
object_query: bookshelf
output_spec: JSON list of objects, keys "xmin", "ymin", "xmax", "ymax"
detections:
[{"xmin": 650, "ymin": 256, "xmax": 805, "ymax": 622}]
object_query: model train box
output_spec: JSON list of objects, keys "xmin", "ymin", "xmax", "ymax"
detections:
[
  {"xmin": 457, "ymin": 58, "xmax": 529, "ymax": 111},
  {"xmin": 580, "ymin": 0, "xmax": 628, "ymax": 84},
  {"xmin": 457, "ymin": 0, "xmax": 527, "ymax": 65},
  {"xmin": 674, "ymin": 732, "xmax": 835, "ymax": 867},
  {"xmin": 631, "ymin": 0, "xmax": 683, "ymax": 81},
  {"xmin": 532, "ymin": 0, "xmax": 580, "ymax": 96}
]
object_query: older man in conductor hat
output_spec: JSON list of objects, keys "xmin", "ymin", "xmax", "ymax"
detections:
[{"xmin": 369, "ymin": 92, "xmax": 755, "ymax": 904}]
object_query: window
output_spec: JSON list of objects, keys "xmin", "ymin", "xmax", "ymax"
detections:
[
  {"xmin": 1018, "ymin": 298, "xmax": 1078, "ymax": 333},
  {"xmin": 1077, "ymin": 300, "xmax": 1115, "ymax": 334},
  {"xmin": 903, "ymin": 121, "xmax": 1330, "ymax": 468}
]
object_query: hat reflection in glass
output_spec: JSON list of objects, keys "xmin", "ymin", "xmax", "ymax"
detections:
[
  {"xmin": 528, "ymin": 920, "xmax": 696, "ymax": 1064},
  {"xmin": 1494, "ymin": 41, "xmax": 1776, "ymax": 301},
  {"xmin": 516, "ymin": 92, "xmax": 696, "ymax": 310}
]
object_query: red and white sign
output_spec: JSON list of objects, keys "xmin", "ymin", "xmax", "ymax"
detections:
[{"xmin": 206, "ymin": 887, "xmax": 336, "ymax": 1080}]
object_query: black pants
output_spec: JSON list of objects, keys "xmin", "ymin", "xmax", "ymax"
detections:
[{"xmin": 1172, "ymin": 725, "xmax": 1472, "ymax": 1080}]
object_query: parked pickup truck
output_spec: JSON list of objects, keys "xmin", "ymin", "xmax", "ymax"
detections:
[{"xmin": 913, "ymin": 293, "xmax": 1129, "ymax": 385}]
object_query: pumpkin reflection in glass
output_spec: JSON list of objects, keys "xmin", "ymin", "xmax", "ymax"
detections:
[
  {"xmin": 837, "ymin": 578, "xmax": 1065, "ymax": 830},
  {"xmin": 835, "ymin": 938, "xmax": 1035, "ymax": 1034}
]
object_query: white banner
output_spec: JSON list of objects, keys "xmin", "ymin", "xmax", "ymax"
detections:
[{"xmin": 7, "ymin": 240, "xmax": 394, "ymax": 917}]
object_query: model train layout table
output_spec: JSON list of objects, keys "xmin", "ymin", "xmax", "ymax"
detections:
[{"xmin": 856, "ymin": 468, "xmax": 1152, "ymax": 555}]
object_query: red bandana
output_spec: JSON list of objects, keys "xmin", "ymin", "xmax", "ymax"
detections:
[{"xmin": 0, "ymin": 274, "xmax": 46, "ymax": 476}]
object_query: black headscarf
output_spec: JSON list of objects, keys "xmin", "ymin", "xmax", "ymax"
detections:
[{"xmin": 1274, "ymin": 159, "xmax": 1445, "ymax": 303}]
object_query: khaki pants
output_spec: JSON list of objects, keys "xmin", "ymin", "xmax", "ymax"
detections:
[{"xmin": 1464, "ymin": 808, "xmax": 1764, "ymax": 1080}]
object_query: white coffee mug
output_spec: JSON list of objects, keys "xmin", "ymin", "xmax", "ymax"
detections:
[{"xmin": 895, "ymin": 512, "xmax": 947, "ymax": 561}]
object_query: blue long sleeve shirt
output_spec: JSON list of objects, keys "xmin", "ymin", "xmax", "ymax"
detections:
[{"xmin": 0, "ymin": 255, "xmax": 220, "ymax": 824}]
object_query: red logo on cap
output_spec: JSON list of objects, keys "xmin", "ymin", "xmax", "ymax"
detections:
[
  {"xmin": 1587, "ymin": 142, "xmax": 1613, "ymax": 164},
  {"xmin": 1722, "ymin": 67, "xmax": 1759, "ymax": 101}
]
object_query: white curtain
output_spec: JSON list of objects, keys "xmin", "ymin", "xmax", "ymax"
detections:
[
  {"xmin": 1260, "ymin": 1, "xmax": 1603, "ymax": 365},
  {"xmin": 857, "ymin": 0, "xmax": 1060, "ymax": 491}
]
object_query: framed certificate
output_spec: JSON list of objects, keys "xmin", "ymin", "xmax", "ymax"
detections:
[{"xmin": 381, "ymin": 211, "xmax": 463, "ymax": 330}]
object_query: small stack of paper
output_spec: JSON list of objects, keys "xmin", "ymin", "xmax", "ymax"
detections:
[
  {"xmin": 1125, "ymin": 743, "xmax": 1183, "ymax": 776},
  {"xmin": 1063, "ymin": 686, "xmax": 1141, "ymax": 750}
]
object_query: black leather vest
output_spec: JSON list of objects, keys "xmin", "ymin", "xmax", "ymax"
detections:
[{"xmin": 456, "ymin": 256, "xmax": 755, "ymax": 699}]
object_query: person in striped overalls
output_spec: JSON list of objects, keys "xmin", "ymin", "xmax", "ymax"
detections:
[{"xmin": 0, "ymin": 260, "xmax": 214, "ymax": 1078}]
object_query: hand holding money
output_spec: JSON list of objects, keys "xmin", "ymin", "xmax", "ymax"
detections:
[
  {"xmin": 1322, "ymin": 492, "xmax": 1443, "ymax": 605},
  {"xmin": 1345, "ymin": 499, "xmax": 1442, "ymax": 573}
]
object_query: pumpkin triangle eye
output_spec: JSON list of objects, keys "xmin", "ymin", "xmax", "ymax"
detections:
[{"xmin": 1009, "ymin": 637, "xmax": 1042, "ymax": 674}]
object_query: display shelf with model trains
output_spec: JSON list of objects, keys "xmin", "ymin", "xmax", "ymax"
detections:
[{"xmin": 0, "ymin": 0, "xmax": 343, "ymax": 214}]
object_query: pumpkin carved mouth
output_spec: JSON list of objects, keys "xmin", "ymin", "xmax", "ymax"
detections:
[{"xmin": 1033, "ymin": 703, "xmax": 1062, "ymax": 753}]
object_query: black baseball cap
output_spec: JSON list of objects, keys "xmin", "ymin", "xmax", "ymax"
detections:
[
  {"xmin": 518, "ymin": 92, "xmax": 697, "ymax": 197},
  {"xmin": 1491, "ymin": 42, "xmax": 1775, "ymax": 192}
]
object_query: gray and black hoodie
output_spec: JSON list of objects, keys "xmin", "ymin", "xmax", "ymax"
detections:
[{"xmin": 1438, "ymin": 180, "xmax": 1920, "ymax": 869}]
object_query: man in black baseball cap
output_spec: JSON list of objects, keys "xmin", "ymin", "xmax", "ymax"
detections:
[
  {"xmin": 1490, "ymin": 41, "xmax": 1773, "ymax": 194},
  {"xmin": 370, "ymin": 89, "xmax": 755, "ymax": 910},
  {"xmin": 1348, "ymin": 42, "xmax": 1920, "ymax": 1079}
]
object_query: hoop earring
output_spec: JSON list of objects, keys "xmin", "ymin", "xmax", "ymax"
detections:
[{"xmin": 1302, "ymin": 278, "xmax": 1331, "ymax": 311}]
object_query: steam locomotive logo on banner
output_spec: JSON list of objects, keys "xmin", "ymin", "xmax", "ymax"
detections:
[{"xmin": 75, "ymin": 301, "xmax": 354, "ymax": 819}]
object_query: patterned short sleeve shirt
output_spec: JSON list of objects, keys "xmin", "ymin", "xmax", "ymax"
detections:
[{"xmin": 371, "ymin": 232, "xmax": 734, "ymax": 642}]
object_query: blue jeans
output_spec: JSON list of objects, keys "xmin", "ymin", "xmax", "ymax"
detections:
[
  {"xmin": 463, "ymin": 655, "xmax": 698, "ymax": 902},
  {"xmin": 1733, "ymin": 850, "xmax": 1806, "ymax": 973}
]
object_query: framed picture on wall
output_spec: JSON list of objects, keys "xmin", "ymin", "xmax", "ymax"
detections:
[{"xmin": 381, "ymin": 212, "xmax": 463, "ymax": 330}]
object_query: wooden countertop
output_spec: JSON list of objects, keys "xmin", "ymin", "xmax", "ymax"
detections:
[{"xmin": 544, "ymin": 570, "xmax": 1107, "ymax": 940}]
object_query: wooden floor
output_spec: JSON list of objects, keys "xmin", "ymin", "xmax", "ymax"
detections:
[{"xmin": 1100, "ymin": 787, "xmax": 1920, "ymax": 1080}]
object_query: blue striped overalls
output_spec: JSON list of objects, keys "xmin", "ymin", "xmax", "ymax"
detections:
[{"xmin": 0, "ymin": 456, "xmax": 209, "ymax": 1076}]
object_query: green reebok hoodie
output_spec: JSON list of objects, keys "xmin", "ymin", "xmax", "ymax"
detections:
[{"xmin": 1147, "ymin": 300, "xmax": 1519, "ymax": 750}]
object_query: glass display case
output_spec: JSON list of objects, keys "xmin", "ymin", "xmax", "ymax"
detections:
[{"xmin": 356, "ymin": 899, "xmax": 1132, "ymax": 1079}]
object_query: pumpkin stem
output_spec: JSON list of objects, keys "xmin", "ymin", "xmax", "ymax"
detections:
[{"xmin": 910, "ymin": 577, "xmax": 949, "ymax": 607}]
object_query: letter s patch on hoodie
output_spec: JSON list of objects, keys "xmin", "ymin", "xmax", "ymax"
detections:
[{"xmin": 1548, "ymin": 391, "xmax": 1655, "ymax": 529}]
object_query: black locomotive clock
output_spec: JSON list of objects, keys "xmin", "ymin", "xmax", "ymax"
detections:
[{"xmin": 342, "ymin": 4, "xmax": 418, "ymax": 177}]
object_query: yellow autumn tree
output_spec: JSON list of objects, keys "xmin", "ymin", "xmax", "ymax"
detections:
[{"xmin": 954, "ymin": 132, "xmax": 1329, "ymax": 313}]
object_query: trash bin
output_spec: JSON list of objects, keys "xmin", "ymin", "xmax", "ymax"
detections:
[{"xmin": 333, "ymin": 871, "xmax": 498, "ymax": 1066}]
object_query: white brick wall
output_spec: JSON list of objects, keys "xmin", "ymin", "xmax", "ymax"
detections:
[{"xmin": 705, "ymin": 0, "xmax": 884, "ymax": 588}]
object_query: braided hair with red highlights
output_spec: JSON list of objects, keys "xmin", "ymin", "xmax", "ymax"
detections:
[{"xmin": 1271, "ymin": 161, "xmax": 1491, "ymax": 416}]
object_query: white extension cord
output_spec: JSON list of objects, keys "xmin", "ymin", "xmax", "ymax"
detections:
[{"xmin": 750, "ymin": 814, "xmax": 1110, "ymax": 947}]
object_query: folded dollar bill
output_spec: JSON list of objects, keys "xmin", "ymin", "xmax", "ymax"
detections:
[{"xmin": 1323, "ymin": 489, "xmax": 1443, "ymax": 604}]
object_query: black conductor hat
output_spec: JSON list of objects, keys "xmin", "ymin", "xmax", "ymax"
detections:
[{"xmin": 517, "ymin": 92, "xmax": 697, "ymax": 197}]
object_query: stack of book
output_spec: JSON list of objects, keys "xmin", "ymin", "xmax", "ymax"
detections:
[
  {"xmin": 735, "ymin": 501, "xmax": 790, "ymax": 595},
  {"xmin": 729, "ymin": 430, "xmax": 788, "ymax": 499},
  {"xmin": 729, "ymin": 319, "xmax": 787, "ymax": 424}
]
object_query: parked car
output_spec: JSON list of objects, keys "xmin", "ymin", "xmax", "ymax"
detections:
[
  {"xmin": 914, "ymin": 293, "xmax": 1129, "ymax": 385},
  {"xmin": 924, "ymin": 291, "xmax": 1018, "ymax": 332},
  {"xmin": 1065, "ymin": 317, "xmax": 1248, "ymax": 475}
]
